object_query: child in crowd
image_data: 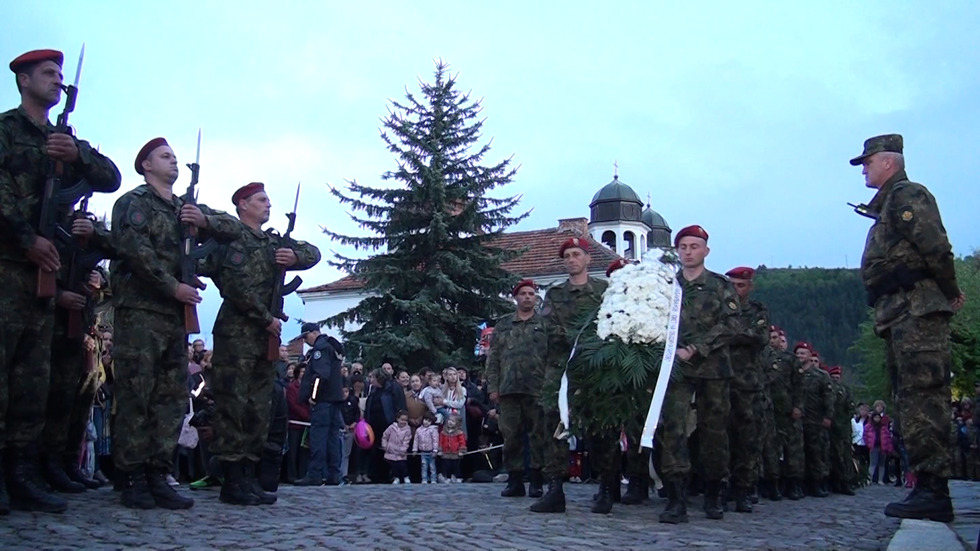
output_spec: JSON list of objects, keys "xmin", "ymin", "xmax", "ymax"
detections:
[
  {"xmin": 381, "ymin": 410, "xmax": 413, "ymax": 484},
  {"xmin": 420, "ymin": 373, "xmax": 448, "ymax": 424},
  {"xmin": 414, "ymin": 412, "xmax": 440, "ymax": 483},
  {"xmin": 439, "ymin": 412, "xmax": 467, "ymax": 483}
]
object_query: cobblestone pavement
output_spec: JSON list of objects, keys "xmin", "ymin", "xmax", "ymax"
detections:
[{"xmin": 0, "ymin": 481, "xmax": 907, "ymax": 550}]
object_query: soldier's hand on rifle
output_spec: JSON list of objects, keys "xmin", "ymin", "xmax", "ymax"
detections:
[
  {"xmin": 56, "ymin": 290, "xmax": 87, "ymax": 311},
  {"xmin": 71, "ymin": 217, "xmax": 94, "ymax": 238},
  {"xmin": 179, "ymin": 204, "xmax": 208, "ymax": 229},
  {"xmin": 676, "ymin": 344, "xmax": 696, "ymax": 361},
  {"xmin": 266, "ymin": 318, "xmax": 282, "ymax": 336},
  {"xmin": 46, "ymin": 133, "xmax": 79, "ymax": 163},
  {"xmin": 174, "ymin": 283, "xmax": 203, "ymax": 305},
  {"xmin": 27, "ymin": 235, "xmax": 60, "ymax": 272},
  {"xmin": 87, "ymin": 270, "xmax": 102, "ymax": 290},
  {"xmin": 274, "ymin": 248, "xmax": 298, "ymax": 267}
]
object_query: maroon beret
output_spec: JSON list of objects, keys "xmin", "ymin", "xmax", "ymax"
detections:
[
  {"xmin": 673, "ymin": 225, "xmax": 709, "ymax": 248},
  {"xmin": 134, "ymin": 137, "xmax": 169, "ymax": 175},
  {"xmin": 512, "ymin": 279, "xmax": 537, "ymax": 296},
  {"xmin": 793, "ymin": 341, "xmax": 812, "ymax": 353},
  {"xmin": 811, "ymin": 351, "xmax": 821, "ymax": 359},
  {"xmin": 232, "ymin": 182, "xmax": 265, "ymax": 206},
  {"xmin": 606, "ymin": 258, "xmax": 631, "ymax": 277},
  {"xmin": 558, "ymin": 237, "xmax": 589, "ymax": 258},
  {"xmin": 726, "ymin": 266, "xmax": 755, "ymax": 280},
  {"xmin": 9, "ymin": 49, "xmax": 63, "ymax": 73},
  {"xmin": 770, "ymin": 324, "xmax": 781, "ymax": 332},
  {"xmin": 828, "ymin": 366, "xmax": 842, "ymax": 377}
]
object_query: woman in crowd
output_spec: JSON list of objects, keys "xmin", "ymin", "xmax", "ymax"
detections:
[
  {"xmin": 864, "ymin": 411, "xmax": 893, "ymax": 484},
  {"xmin": 285, "ymin": 363, "xmax": 310, "ymax": 483},
  {"xmin": 365, "ymin": 368, "xmax": 407, "ymax": 483},
  {"xmin": 442, "ymin": 367, "xmax": 468, "ymax": 437}
]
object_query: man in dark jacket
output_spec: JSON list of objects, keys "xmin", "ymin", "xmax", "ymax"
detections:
[{"xmin": 294, "ymin": 323, "xmax": 346, "ymax": 486}]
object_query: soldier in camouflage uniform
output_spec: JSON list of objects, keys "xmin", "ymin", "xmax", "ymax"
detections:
[
  {"xmin": 486, "ymin": 279, "xmax": 560, "ymax": 501},
  {"xmin": 795, "ymin": 342, "xmax": 834, "ymax": 497},
  {"xmin": 0, "ymin": 49, "xmax": 121, "ymax": 514},
  {"xmin": 827, "ymin": 365, "xmax": 856, "ymax": 495},
  {"xmin": 724, "ymin": 266, "xmax": 769, "ymax": 513},
  {"xmin": 853, "ymin": 134, "xmax": 964, "ymax": 522},
  {"xmin": 659, "ymin": 225, "xmax": 740, "ymax": 524},
  {"xmin": 109, "ymin": 137, "xmax": 239, "ymax": 510},
  {"xmin": 199, "ymin": 182, "xmax": 320, "ymax": 506},
  {"xmin": 531, "ymin": 237, "xmax": 608, "ymax": 514},
  {"xmin": 759, "ymin": 326, "xmax": 795, "ymax": 500}
]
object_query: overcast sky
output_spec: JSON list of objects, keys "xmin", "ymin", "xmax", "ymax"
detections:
[{"xmin": 3, "ymin": 2, "xmax": 978, "ymax": 344}]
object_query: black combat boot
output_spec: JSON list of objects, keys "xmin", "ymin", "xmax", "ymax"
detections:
[
  {"xmin": 528, "ymin": 469, "xmax": 543, "ymax": 498},
  {"xmin": 659, "ymin": 477, "xmax": 688, "ymax": 524},
  {"xmin": 501, "ymin": 471, "xmax": 526, "ymax": 497},
  {"xmin": 884, "ymin": 473, "xmax": 954, "ymax": 523},
  {"xmin": 703, "ymin": 481, "xmax": 724, "ymax": 520},
  {"xmin": 243, "ymin": 460, "xmax": 277, "ymax": 505},
  {"xmin": 64, "ymin": 455, "xmax": 102, "ymax": 489},
  {"xmin": 749, "ymin": 484, "xmax": 759, "ymax": 504},
  {"xmin": 257, "ymin": 447, "xmax": 282, "ymax": 493},
  {"xmin": 6, "ymin": 448, "xmax": 68, "ymax": 513},
  {"xmin": 0, "ymin": 463, "xmax": 9, "ymax": 515},
  {"xmin": 529, "ymin": 477, "xmax": 566, "ymax": 513},
  {"xmin": 119, "ymin": 466, "xmax": 155, "ymax": 510},
  {"xmin": 733, "ymin": 486, "xmax": 753, "ymax": 513},
  {"xmin": 40, "ymin": 452, "xmax": 85, "ymax": 493},
  {"xmin": 591, "ymin": 480, "xmax": 613, "ymax": 514},
  {"xmin": 808, "ymin": 477, "xmax": 828, "ymax": 498},
  {"xmin": 219, "ymin": 461, "xmax": 261, "ymax": 506},
  {"xmin": 764, "ymin": 478, "xmax": 782, "ymax": 501},
  {"xmin": 786, "ymin": 478, "xmax": 804, "ymax": 500},
  {"xmin": 834, "ymin": 478, "xmax": 855, "ymax": 496},
  {"xmin": 147, "ymin": 467, "xmax": 194, "ymax": 509},
  {"xmin": 621, "ymin": 476, "xmax": 647, "ymax": 505}
]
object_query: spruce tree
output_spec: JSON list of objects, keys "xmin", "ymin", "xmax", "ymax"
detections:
[{"xmin": 320, "ymin": 61, "xmax": 528, "ymax": 372}]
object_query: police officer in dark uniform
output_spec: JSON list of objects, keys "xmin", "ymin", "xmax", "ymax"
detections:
[{"xmin": 294, "ymin": 323, "xmax": 346, "ymax": 486}]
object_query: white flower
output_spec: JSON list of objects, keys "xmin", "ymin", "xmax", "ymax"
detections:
[{"xmin": 596, "ymin": 251, "xmax": 677, "ymax": 345}]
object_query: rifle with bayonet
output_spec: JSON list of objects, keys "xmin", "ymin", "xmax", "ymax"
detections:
[
  {"xmin": 266, "ymin": 183, "xmax": 303, "ymax": 361},
  {"xmin": 847, "ymin": 202, "xmax": 877, "ymax": 220},
  {"xmin": 58, "ymin": 193, "xmax": 106, "ymax": 338},
  {"xmin": 36, "ymin": 45, "xmax": 93, "ymax": 297},
  {"xmin": 179, "ymin": 129, "xmax": 216, "ymax": 334}
]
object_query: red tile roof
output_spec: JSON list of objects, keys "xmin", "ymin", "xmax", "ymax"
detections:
[{"xmin": 298, "ymin": 219, "xmax": 621, "ymax": 294}]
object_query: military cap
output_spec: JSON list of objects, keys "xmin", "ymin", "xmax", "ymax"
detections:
[
  {"xmin": 232, "ymin": 182, "xmax": 265, "ymax": 206},
  {"xmin": 849, "ymin": 134, "xmax": 903, "ymax": 166},
  {"xmin": 9, "ymin": 49, "xmax": 63, "ymax": 73},
  {"xmin": 725, "ymin": 266, "xmax": 755, "ymax": 280},
  {"xmin": 828, "ymin": 365, "xmax": 842, "ymax": 377},
  {"xmin": 134, "ymin": 137, "xmax": 169, "ymax": 175},
  {"xmin": 793, "ymin": 341, "xmax": 812, "ymax": 353},
  {"xmin": 558, "ymin": 236, "xmax": 589, "ymax": 257},
  {"xmin": 811, "ymin": 351, "xmax": 821, "ymax": 360},
  {"xmin": 299, "ymin": 322, "xmax": 320, "ymax": 337},
  {"xmin": 770, "ymin": 324, "xmax": 781, "ymax": 332},
  {"xmin": 606, "ymin": 258, "xmax": 631, "ymax": 277},
  {"xmin": 673, "ymin": 225, "xmax": 709, "ymax": 247},
  {"xmin": 512, "ymin": 279, "xmax": 537, "ymax": 296}
]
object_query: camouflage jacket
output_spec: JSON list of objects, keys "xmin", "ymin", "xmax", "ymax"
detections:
[
  {"xmin": 861, "ymin": 170, "xmax": 959, "ymax": 333},
  {"xmin": 201, "ymin": 222, "xmax": 320, "ymax": 350},
  {"xmin": 542, "ymin": 276, "xmax": 608, "ymax": 344},
  {"xmin": 729, "ymin": 297, "xmax": 770, "ymax": 390},
  {"xmin": 0, "ymin": 106, "xmax": 120, "ymax": 264},
  {"xmin": 763, "ymin": 346, "xmax": 803, "ymax": 417},
  {"xmin": 675, "ymin": 269, "xmax": 740, "ymax": 379},
  {"xmin": 831, "ymin": 378, "xmax": 854, "ymax": 436},
  {"xmin": 109, "ymin": 184, "xmax": 239, "ymax": 316},
  {"xmin": 485, "ymin": 311, "xmax": 563, "ymax": 398},
  {"xmin": 801, "ymin": 366, "xmax": 835, "ymax": 424}
]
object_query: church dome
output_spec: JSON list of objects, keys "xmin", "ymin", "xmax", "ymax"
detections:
[
  {"xmin": 642, "ymin": 204, "xmax": 672, "ymax": 248},
  {"xmin": 589, "ymin": 175, "xmax": 643, "ymax": 223}
]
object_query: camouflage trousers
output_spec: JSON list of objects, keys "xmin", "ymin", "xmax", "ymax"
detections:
[
  {"xmin": 829, "ymin": 424, "xmax": 856, "ymax": 485},
  {"xmin": 661, "ymin": 377, "xmax": 730, "ymax": 481},
  {"xmin": 729, "ymin": 387, "xmax": 763, "ymax": 489},
  {"xmin": 498, "ymin": 393, "xmax": 546, "ymax": 472},
  {"xmin": 210, "ymin": 336, "xmax": 276, "ymax": 462},
  {"xmin": 0, "ymin": 262, "xmax": 54, "ymax": 449},
  {"xmin": 775, "ymin": 414, "xmax": 805, "ymax": 478},
  {"xmin": 112, "ymin": 308, "xmax": 187, "ymax": 472},
  {"xmin": 41, "ymin": 309, "xmax": 99, "ymax": 457},
  {"xmin": 589, "ymin": 430, "xmax": 622, "ymax": 484},
  {"xmin": 885, "ymin": 313, "xmax": 954, "ymax": 478},
  {"xmin": 541, "ymin": 409, "xmax": 569, "ymax": 479},
  {"xmin": 803, "ymin": 422, "xmax": 830, "ymax": 479},
  {"xmin": 759, "ymin": 393, "xmax": 781, "ymax": 480}
]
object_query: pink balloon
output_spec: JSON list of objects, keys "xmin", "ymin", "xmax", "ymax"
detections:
[{"xmin": 354, "ymin": 419, "xmax": 375, "ymax": 450}]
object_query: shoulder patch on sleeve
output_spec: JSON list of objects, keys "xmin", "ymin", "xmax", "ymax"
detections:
[
  {"xmin": 128, "ymin": 206, "xmax": 147, "ymax": 228},
  {"xmin": 228, "ymin": 251, "xmax": 245, "ymax": 266},
  {"xmin": 900, "ymin": 209, "xmax": 913, "ymax": 222},
  {"xmin": 728, "ymin": 300, "xmax": 739, "ymax": 311}
]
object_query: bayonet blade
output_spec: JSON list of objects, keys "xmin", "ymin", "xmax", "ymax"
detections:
[
  {"xmin": 194, "ymin": 128, "xmax": 201, "ymax": 165},
  {"xmin": 72, "ymin": 44, "xmax": 85, "ymax": 88},
  {"xmin": 292, "ymin": 182, "xmax": 301, "ymax": 214}
]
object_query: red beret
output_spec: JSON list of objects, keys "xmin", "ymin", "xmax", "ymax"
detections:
[
  {"xmin": 606, "ymin": 258, "xmax": 631, "ymax": 277},
  {"xmin": 134, "ymin": 137, "xmax": 169, "ymax": 175},
  {"xmin": 512, "ymin": 279, "xmax": 537, "ymax": 296},
  {"xmin": 770, "ymin": 324, "xmax": 781, "ymax": 332},
  {"xmin": 673, "ymin": 225, "xmax": 709, "ymax": 248},
  {"xmin": 232, "ymin": 182, "xmax": 265, "ymax": 206},
  {"xmin": 9, "ymin": 49, "xmax": 63, "ymax": 73},
  {"xmin": 793, "ymin": 341, "xmax": 812, "ymax": 353},
  {"xmin": 558, "ymin": 237, "xmax": 589, "ymax": 258},
  {"xmin": 726, "ymin": 266, "xmax": 755, "ymax": 280},
  {"xmin": 828, "ymin": 366, "xmax": 842, "ymax": 377}
]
